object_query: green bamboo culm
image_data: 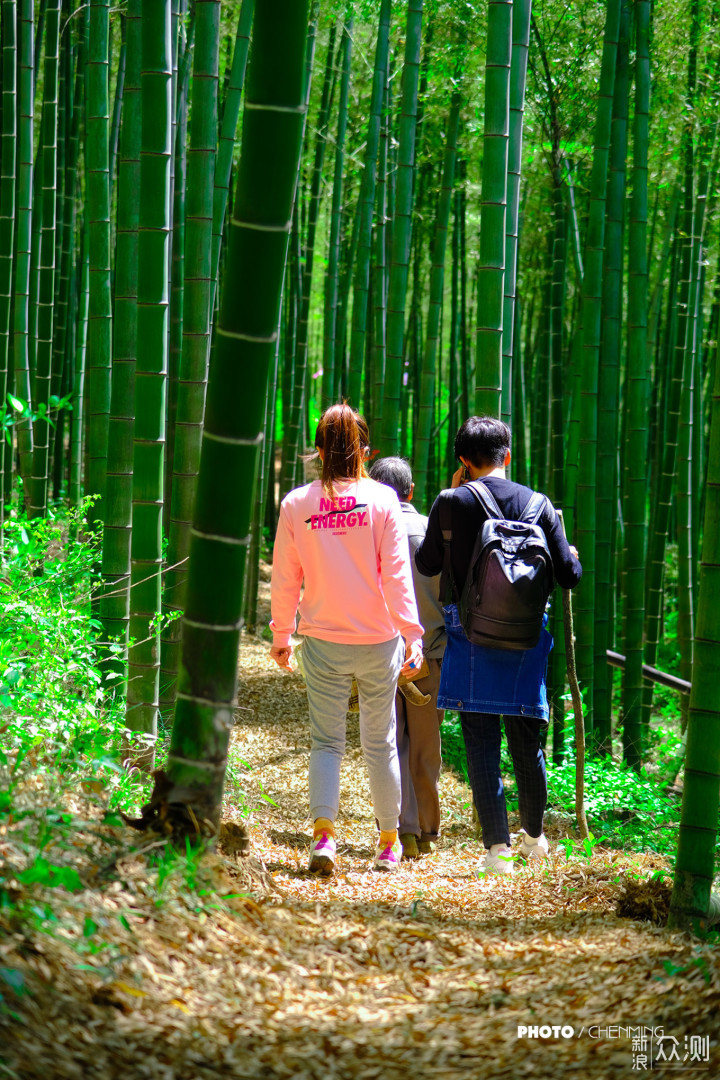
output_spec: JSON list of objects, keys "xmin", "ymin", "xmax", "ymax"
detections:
[
  {"xmin": 210, "ymin": 0, "xmax": 254, "ymax": 313},
  {"xmin": 548, "ymin": 190, "xmax": 566, "ymax": 511},
  {"xmin": 593, "ymin": 0, "xmax": 631, "ymax": 753},
  {"xmin": 28, "ymin": 59, "xmax": 43, "ymax": 406},
  {"xmin": 13, "ymin": 0, "xmax": 34, "ymax": 497},
  {"xmin": 280, "ymin": 23, "xmax": 336, "ymax": 499},
  {"xmin": 165, "ymin": 18, "xmax": 190, "ymax": 535},
  {"xmin": 347, "ymin": 0, "xmax": 391, "ymax": 407},
  {"xmin": 32, "ymin": 0, "xmax": 46, "ymax": 97},
  {"xmin": 29, "ymin": 0, "xmax": 61, "ymax": 520},
  {"xmin": 99, "ymin": 0, "xmax": 142, "ymax": 685},
  {"xmin": 161, "ymin": 0, "xmax": 222, "ymax": 717},
  {"xmin": 322, "ymin": 17, "xmax": 352, "ymax": 408},
  {"xmin": 668, "ymin": 298, "xmax": 720, "ymax": 932},
  {"xmin": 0, "ymin": 0, "xmax": 17, "ymax": 537},
  {"xmin": 675, "ymin": 0, "xmax": 702, "ymax": 718},
  {"xmin": 642, "ymin": 226, "xmax": 683, "ymax": 732},
  {"xmin": 69, "ymin": 39, "xmax": 90, "ymax": 508},
  {"xmin": 86, "ymin": 0, "xmax": 113, "ymax": 530},
  {"xmin": 378, "ymin": 0, "xmax": 423, "ymax": 455},
  {"xmin": 502, "ymin": 0, "xmax": 531, "ymax": 426},
  {"xmin": 621, "ymin": 0, "xmax": 650, "ymax": 768},
  {"xmin": 369, "ymin": 60, "xmax": 390, "ymax": 432},
  {"xmin": 50, "ymin": 16, "xmax": 75, "ymax": 497},
  {"xmin": 475, "ymin": 0, "xmax": 512, "ymax": 418},
  {"xmin": 244, "ymin": 336, "xmax": 280, "ymax": 633},
  {"xmin": 413, "ymin": 87, "xmax": 461, "ymax": 508},
  {"xmin": 547, "ymin": 180, "xmax": 567, "ymax": 755},
  {"xmin": 573, "ymin": 0, "xmax": 620, "ymax": 736},
  {"xmin": 126, "ymin": 0, "xmax": 173, "ymax": 762},
  {"xmin": 70, "ymin": 241, "xmax": 89, "ymax": 507},
  {"xmin": 137, "ymin": 0, "xmax": 309, "ymax": 837},
  {"xmin": 109, "ymin": 16, "xmax": 126, "ymax": 195},
  {"xmin": 332, "ymin": 152, "xmax": 362, "ymax": 404}
]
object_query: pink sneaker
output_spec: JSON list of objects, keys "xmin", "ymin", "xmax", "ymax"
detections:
[
  {"xmin": 308, "ymin": 832, "xmax": 336, "ymax": 875},
  {"xmin": 373, "ymin": 839, "xmax": 402, "ymax": 872}
]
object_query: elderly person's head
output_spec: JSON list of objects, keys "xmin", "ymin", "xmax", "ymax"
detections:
[{"xmin": 368, "ymin": 456, "xmax": 414, "ymax": 502}]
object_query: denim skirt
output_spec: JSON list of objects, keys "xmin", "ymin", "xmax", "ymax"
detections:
[{"xmin": 437, "ymin": 603, "xmax": 553, "ymax": 720}]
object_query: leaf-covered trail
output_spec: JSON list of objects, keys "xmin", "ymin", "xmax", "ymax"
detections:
[
  {"xmin": 2, "ymin": 577, "xmax": 719, "ymax": 1079},
  {"xmin": 230, "ymin": 619, "xmax": 720, "ymax": 1078}
]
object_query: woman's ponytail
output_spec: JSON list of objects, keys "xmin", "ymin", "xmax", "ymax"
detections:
[{"xmin": 314, "ymin": 404, "xmax": 369, "ymax": 497}]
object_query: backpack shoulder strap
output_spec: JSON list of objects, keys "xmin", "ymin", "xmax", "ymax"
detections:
[
  {"xmin": 520, "ymin": 492, "xmax": 547, "ymax": 525},
  {"xmin": 438, "ymin": 495, "xmax": 457, "ymax": 604},
  {"xmin": 439, "ymin": 492, "xmax": 453, "ymax": 540},
  {"xmin": 466, "ymin": 479, "xmax": 503, "ymax": 520}
]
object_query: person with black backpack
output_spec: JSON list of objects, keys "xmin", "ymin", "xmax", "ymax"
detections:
[{"xmin": 415, "ymin": 416, "xmax": 582, "ymax": 876}]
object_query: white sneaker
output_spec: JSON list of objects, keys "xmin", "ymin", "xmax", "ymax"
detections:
[
  {"xmin": 478, "ymin": 845, "xmax": 515, "ymax": 876},
  {"xmin": 520, "ymin": 833, "xmax": 549, "ymax": 860}
]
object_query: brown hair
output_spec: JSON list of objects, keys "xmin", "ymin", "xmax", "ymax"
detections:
[{"xmin": 313, "ymin": 404, "xmax": 370, "ymax": 497}]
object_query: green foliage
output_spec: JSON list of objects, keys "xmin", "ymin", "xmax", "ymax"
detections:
[
  {"xmin": 440, "ymin": 711, "xmax": 471, "ymax": 785},
  {"xmin": 656, "ymin": 542, "xmax": 681, "ymax": 680},
  {"xmin": 0, "ymin": 506, "xmax": 126, "ymax": 911},
  {"xmin": 546, "ymin": 748, "xmax": 681, "ymax": 857},
  {"xmin": 1, "ymin": 391, "xmax": 74, "ymax": 446},
  {"xmin": 0, "ymin": 505, "xmax": 254, "ymax": 951},
  {"xmin": 558, "ymin": 832, "xmax": 599, "ymax": 860},
  {"xmin": 147, "ymin": 837, "xmax": 210, "ymax": 907}
]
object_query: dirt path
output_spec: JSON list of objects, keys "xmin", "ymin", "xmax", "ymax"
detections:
[
  {"xmin": 229, "ymin": 605, "xmax": 720, "ymax": 1079},
  {"xmin": 2, "ymin": 575, "xmax": 719, "ymax": 1079}
]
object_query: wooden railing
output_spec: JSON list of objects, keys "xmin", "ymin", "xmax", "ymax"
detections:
[{"xmin": 606, "ymin": 650, "xmax": 691, "ymax": 695}]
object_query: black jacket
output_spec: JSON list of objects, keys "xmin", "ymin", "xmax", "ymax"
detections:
[{"xmin": 415, "ymin": 476, "xmax": 583, "ymax": 594}]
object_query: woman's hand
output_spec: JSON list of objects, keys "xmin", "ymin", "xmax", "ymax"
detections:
[
  {"xmin": 270, "ymin": 645, "xmax": 294, "ymax": 671},
  {"xmin": 401, "ymin": 640, "xmax": 424, "ymax": 678}
]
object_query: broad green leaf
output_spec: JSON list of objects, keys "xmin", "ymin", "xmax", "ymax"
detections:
[{"xmin": 83, "ymin": 916, "xmax": 99, "ymax": 937}]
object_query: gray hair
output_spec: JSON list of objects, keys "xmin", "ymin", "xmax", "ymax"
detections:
[{"xmin": 369, "ymin": 456, "xmax": 413, "ymax": 500}]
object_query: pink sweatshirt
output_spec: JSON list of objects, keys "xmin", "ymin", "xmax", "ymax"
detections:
[{"xmin": 270, "ymin": 477, "xmax": 424, "ymax": 648}]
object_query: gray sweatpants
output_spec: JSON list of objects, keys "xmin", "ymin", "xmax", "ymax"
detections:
[{"xmin": 300, "ymin": 634, "xmax": 405, "ymax": 832}]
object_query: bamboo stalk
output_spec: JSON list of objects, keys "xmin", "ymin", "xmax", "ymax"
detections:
[
  {"xmin": 85, "ymin": 0, "xmax": 112, "ymax": 529},
  {"xmin": 573, "ymin": 0, "xmax": 621, "ymax": 736},
  {"xmin": 161, "ymin": 0, "xmax": 222, "ymax": 716},
  {"xmin": 557, "ymin": 510, "xmax": 588, "ymax": 839},
  {"xmin": 126, "ymin": 0, "xmax": 173, "ymax": 762},
  {"xmin": 144, "ymin": 0, "xmax": 310, "ymax": 838},
  {"xmin": 322, "ymin": 18, "xmax": 352, "ymax": 409},
  {"xmin": 0, "ymin": 0, "xmax": 18, "ymax": 538},
  {"xmin": 13, "ymin": 0, "xmax": 35, "ymax": 496},
  {"xmin": 29, "ymin": 0, "xmax": 61, "ymax": 520},
  {"xmin": 621, "ymin": 0, "xmax": 650, "ymax": 768},
  {"xmin": 99, "ymin": 0, "xmax": 141, "ymax": 684},
  {"xmin": 475, "ymin": 0, "xmax": 512, "ymax": 418},
  {"xmin": 379, "ymin": 0, "xmax": 423, "ymax": 454}
]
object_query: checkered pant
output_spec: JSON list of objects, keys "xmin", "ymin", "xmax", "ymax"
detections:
[{"xmin": 459, "ymin": 712, "xmax": 547, "ymax": 849}]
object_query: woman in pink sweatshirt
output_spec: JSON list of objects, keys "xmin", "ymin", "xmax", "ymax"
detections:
[{"xmin": 270, "ymin": 404, "xmax": 424, "ymax": 875}]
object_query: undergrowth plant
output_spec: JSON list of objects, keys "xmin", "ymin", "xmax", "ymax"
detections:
[{"xmin": 0, "ymin": 504, "xmax": 254, "ymax": 978}]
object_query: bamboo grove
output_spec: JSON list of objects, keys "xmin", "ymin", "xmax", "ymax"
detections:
[{"xmin": 0, "ymin": 0, "xmax": 718, "ymax": 927}]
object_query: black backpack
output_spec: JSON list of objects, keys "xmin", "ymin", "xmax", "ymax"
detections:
[{"xmin": 440, "ymin": 481, "xmax": 554, "ymax": 651}]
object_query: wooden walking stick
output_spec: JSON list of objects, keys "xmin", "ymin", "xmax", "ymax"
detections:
[{"xmin": 556, "ymin": 510, "xmax": 589, "ymax": 839}]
